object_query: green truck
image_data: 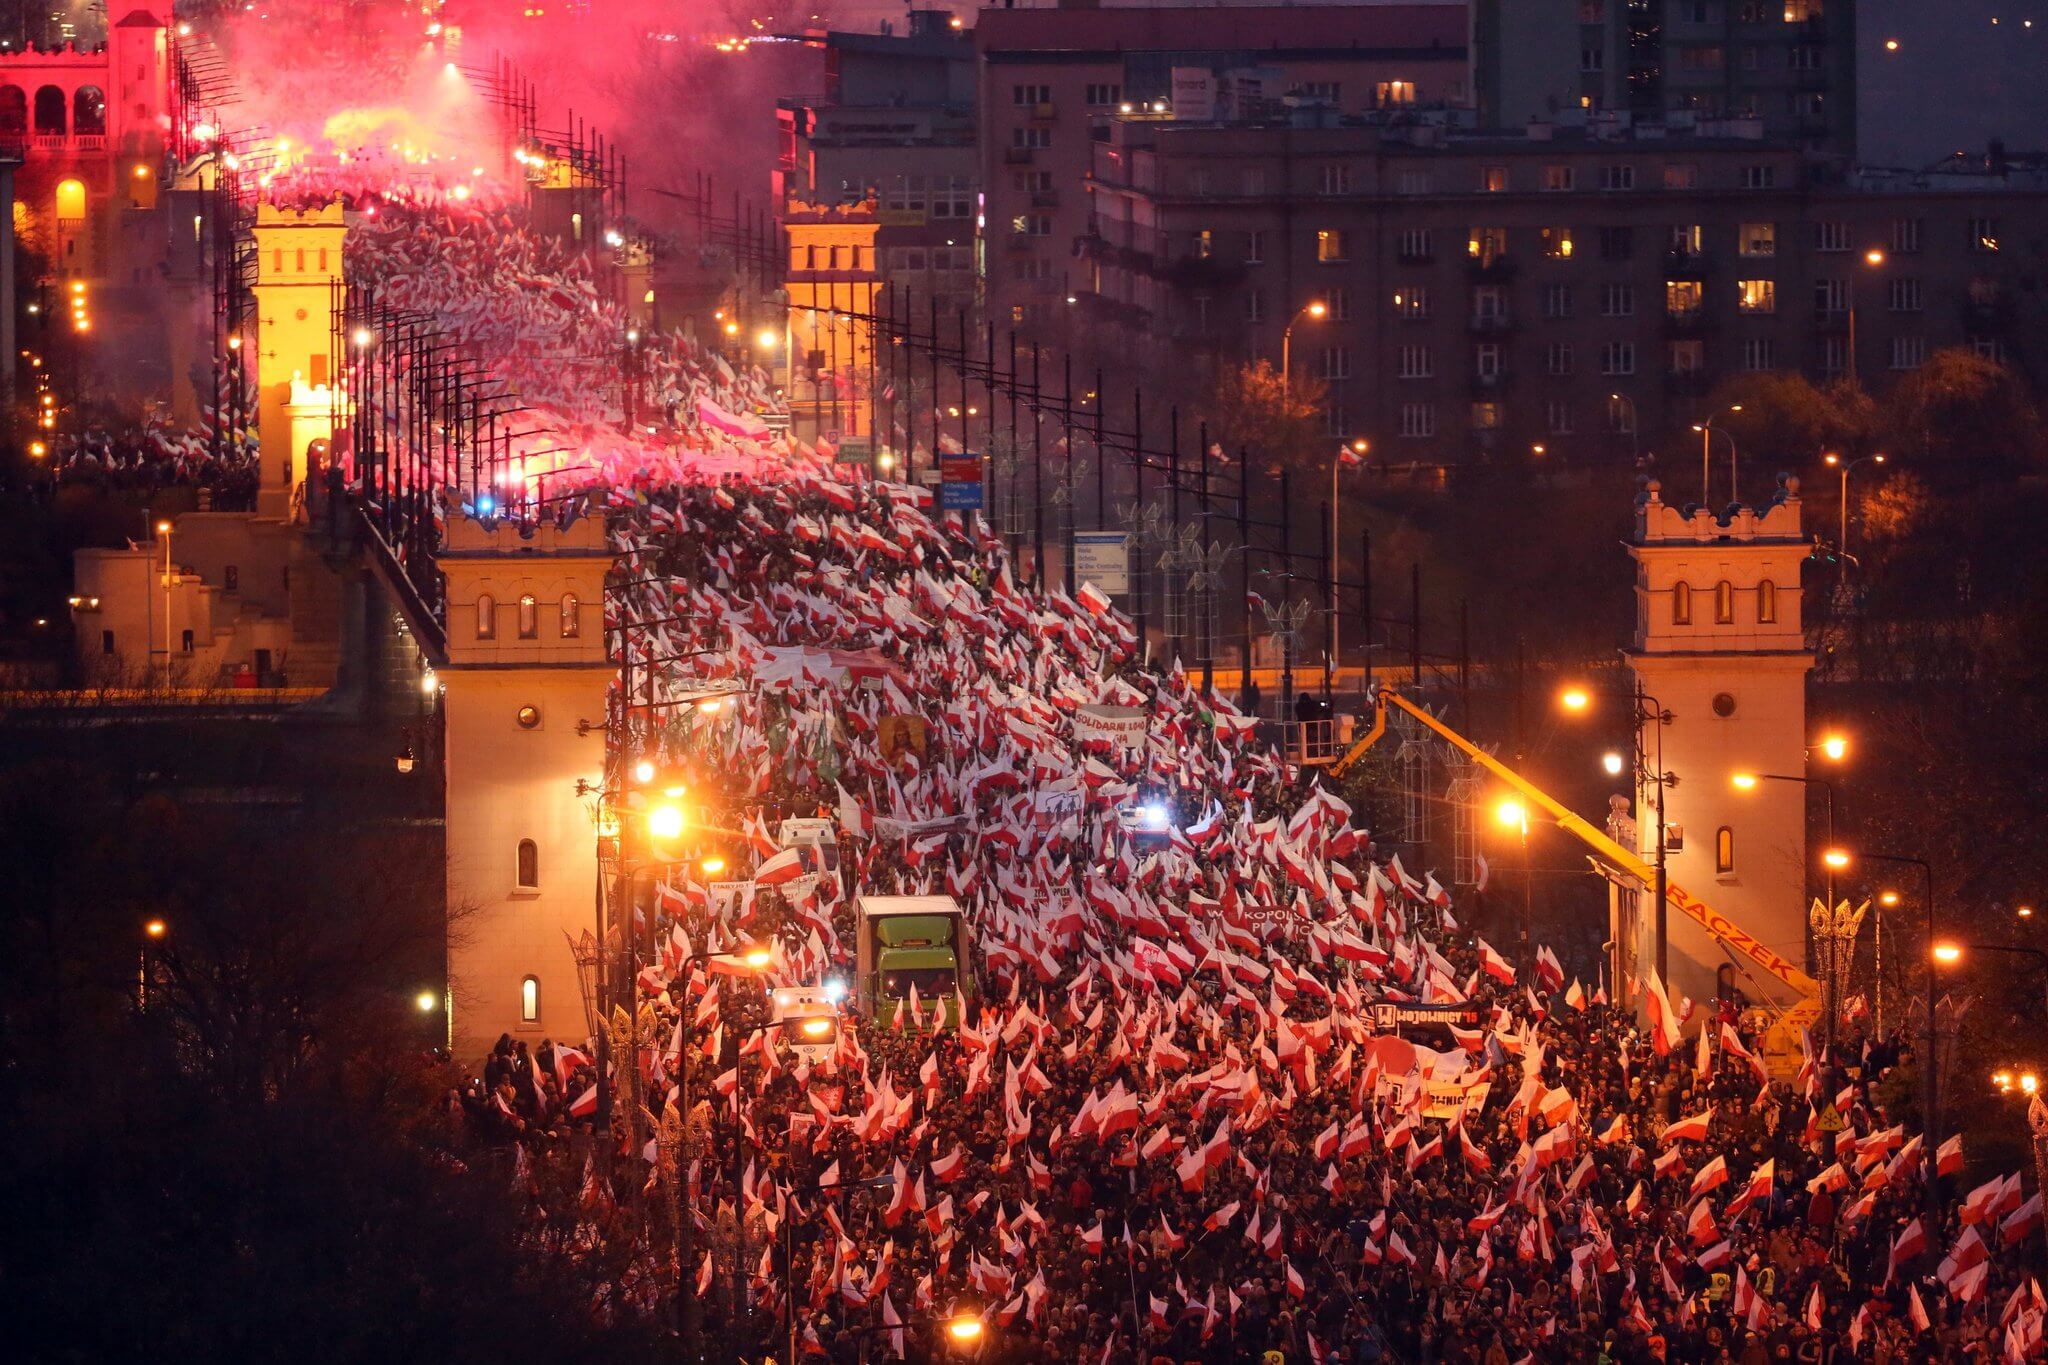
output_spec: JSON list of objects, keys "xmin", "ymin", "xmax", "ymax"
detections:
[{"xmin": 854, "ymin": 895, "xmax": 971, "ymax": 1029}]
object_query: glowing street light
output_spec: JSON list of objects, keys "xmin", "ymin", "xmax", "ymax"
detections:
[
  {"xmin": 1932, "ymin": 941, "xmax": 1963, "ymax": 965},
  {"xmin": 756, "ymin": 329, "xmax": 780, "ymax": 350},
  {"xmin": 1731, "ymin": 772, "xmax": 1760, "ymax": 790},
  {"xmin": 699, "ymin": 855, "xmax": 727, "ymax": 877},
  {"xmin": 648, "ymin": 802, "xmax": 686, "ymax": 841},
  {"xmin": 145, "ymin": 919, "xmax": 167, "ymax": 938},
  {"xmin": 946, "ymin": 1316, "xmax": 986, "ymax": 1344},
  {"xmin": 1602, "ymin": 751, "xmax": 1625, "ymax": 776},
  {"xmin": 1817, "ymin": 733, "xmax": 1849, "ymax": 762},
  {"xmin": 415, "ymin": 990, "xmax": 439, "ymax": 1012},
  {"xmin": 1822, "ymin": 848, "xmax": 1852, "ymax": 870},
  {"xmin": 1494, "ymin": 798, "xmax": 1528, "ymax": 830},
  {"xmin": 1558, "ymin": 687, "xmax": 1591, "ymax": 713},
  {"xmin": 632, "ymin": 759, "xmax": 657, "ymax": 784}
]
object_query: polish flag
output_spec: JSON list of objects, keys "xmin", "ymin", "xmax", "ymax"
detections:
[
  {"xmin": 1689, "ymin": 1155, "xmax": 1730, "ymax": 1198},
  {"xmin": 1076, "ymin": 581, "xmax": 1112, "ymax": 616},
  {"xmin": 1478, "ymin": 939, "xmax": 1515, "ymax": 984},
  {"xmin": 1644, "ymin": 969, "xmax": 1682, "ymax": 1055},
  {"xmin": 931, "ymin": 1146, "xmax": 968, "ymax": 1181},
  {"xmin": 1937, "ymin": 1133, "xmax": 1965, "ymax": 1177},
  {"xmin": 754, "ymin": 847, "xmax": 805, "ymax": 887},
  {"xmin": 1696, "ymin": 1240, "xmax": 1734, "ymax": 1271},
  {"xmin": 1685, "ymin": 1199, "xmax": 1718, "ymax": 1247},
  {"xmin": 1284, "ymin": 1260, "xmax": 1306, "ymax": 1300},
  {"xmin": 1659, "ymin": 1109, "xmax": 1713, "ymax": 1145}
]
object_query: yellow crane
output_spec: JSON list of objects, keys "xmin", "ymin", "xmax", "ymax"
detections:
[{"xmin": 1332, "ymin": 687, "xmax": 1822, "ymax": 1075}]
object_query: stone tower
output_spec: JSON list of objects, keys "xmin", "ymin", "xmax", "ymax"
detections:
[
  {"xmin": 784, "ymin": 201, "xmax": 882, "ymax": 445},
  {"xmin": 1626, "ymin": 476, "xmax": 1814, "ymax": 1013},
  {"xmin": 438, "ymin": 508, "xmax": 611, "ymax": 1055},
  {"xmin": 251, "ymin": 202, "xmax": 345, "ymax": 519}
]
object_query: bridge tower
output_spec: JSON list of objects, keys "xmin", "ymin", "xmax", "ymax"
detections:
[
  {"xmin": 438, "ymin": 510, "xmax": 611, "ymax": 1055},
  {"xmin": 1623, "ymin": 476, "xmax": 1814, "ymax": 1013},
  {"xmin": 251, "ymin": 202, "xmax": 345, "ymax": 519},
  {"xmin": 783, "ymin": 201, "xmax": 881, "ymax": 446}
]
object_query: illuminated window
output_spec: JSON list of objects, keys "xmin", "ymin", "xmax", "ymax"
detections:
[
  {"xmin": 1737, "ymin": 279, "xmax": 1776, "ymax": 313},
  {"xmin": 476, "ymin": 593, "xmax": 496, "ymax": 639},
  {"xmin": 1673, "ymin": 582, "xmax": 1693, "ymax": 625},
  {"xmin": 1715, "ymin": 580, "xmax": 1735, "ymax": 623},
  {"xmin": 54, "ymin": 178, "xmax": 86, "ymax": 222},
  {"xmin": 516, "ymin": 839, "xmax": 539, "ymax": 889},
  {"xmin": 559, "ymin": 594, "xmax": 580, "ymax": 638},
  {"xmin": 518, "ymin": 594, "xmax": 538, "ymax": 639},
  {"xmin": 1541, "ymin": 227, "xmax": 1574, "ymax": 258},
  {"xmin": 1739, "ymin": 222, "xmax": 1776, "ymax": 257},
  {"xmin": 1481, "ymin": 166, "xmax": 1508, "ymax": 192},
  {"xmin": 1758, "ymin": 580, "xmax": 1778, "ymax": 623},
  {"xmin": 1316, "ymin": 229, "xmax": 1347, "ymax": 262},
  {"xmin": 1715, "ymin": 826, "xmax": 1735, "ymax": 873},
  {"xmin": 1375, "ymin": 81, "xmax": 1416, "ymax": 106},
  {"xmin": 1666, "ymin": 280, "xmax": 1703, "ymax": 316},
  {"xmin": 520, "ymin": 975, "xmax": 540, "ymax": 1023}
]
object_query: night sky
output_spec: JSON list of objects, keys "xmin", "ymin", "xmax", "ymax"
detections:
[{"xmin": 1859, "ymin": 0, "xmax": 2048, "ymax": 164}]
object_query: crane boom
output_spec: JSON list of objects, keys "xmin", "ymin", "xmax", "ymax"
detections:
[{"xmin": 1331, "ymin": 688, "xmax": 1821, "ymax": 1070}]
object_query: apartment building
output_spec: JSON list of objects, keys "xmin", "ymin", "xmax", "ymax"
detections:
[
  {"xmin": 976, "ymin": 2, "xmax": 1473, "ymax": 322},
  {"xmin": 1086, "ymin": 113, "xmax": 2043, "ymax": 465},
  {"xmin": 775, "ymin": 18, "xmax": 980, "ymax": 313},
  {"xmin": 1568, "ymin": 0, "xmax": 1857, "ymax": 158}
]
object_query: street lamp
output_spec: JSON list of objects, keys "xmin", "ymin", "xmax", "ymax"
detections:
[
  {"xmin": 1848, "ymin": 248, "xmax": 1887, "ymax": 387},
  {"xmin": 1559, "ymin": 683, "xmax": 1676, "ymax": 982},
  {"xmin": 1602, "ymin": 751, "xmax": 1626, "ymax": 776},
  {"xmin": 1693, "ymin": 404, "xmax": 1741, "ymax": 506},
  {"xmin": 1494, "ymin": 798, "xmax": 1533, "ymax": 957},
  {"xmin": 156, "ymin": 519, "xmax": 174, "ymax": 682},
  {"xmin": 1280, "ymin": 300, "xmax": 1327, "ymax": 389},
  {"xmin": 1821, "ymin": 452, "xmax": 1886, "ymax": 560},
  {"xmin": 1328, "ymin": 436, "xmax": 1368, "ymax": 686},
  {"xmin": 1834, "ymin": 847, "xmax": 1939, "ymax": 1227},
  {"xmin": 1608, "ymin": 392, "xmax": 1639, "ymax": 464}
]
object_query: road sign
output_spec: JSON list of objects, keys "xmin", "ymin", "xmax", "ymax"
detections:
[
  {"xmin": 1072, "ymin": 530, "xmax": 1130, "ymax": 594},
  {"xmin": 940, "ymin": 455, "xmax": 983, "ymax": 510}
]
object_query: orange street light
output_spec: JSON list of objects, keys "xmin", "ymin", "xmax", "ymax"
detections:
[
  {"xmin": 647, "ymin": 802, "xmax": 686, "ymax": 841},
  {"xmin": 1880, "ymin": 890, "xmax": 1901, "ymax": 907},
  {"xmin": 1822, "ymin": 848, "xmax": 1852, "ymax": 870},
  {"xmin": 946, "ymin": 1316, "xmax": 986, "ymax": 1344},
  {"xmin": 1731, "ymin": 772, "xmax": 1760, "ymax": 791},
  {"xmin": 1559, "ymin": 687, "xmax": 1591, "ymax": 713},
  {"xmin": 1817, "ymin": 733, "xmax": 1849, "ymax": 762},
  {"xmin": 144, "ymin": 918, "xmax": 167, "ymax": 938},
  {"xmin": 1932, "ymin": 941, "xmax": 1963, "ymax": 965},
  {"xmin": 700, "ymin": 855, "xmax": 727, "ymax": 877}
]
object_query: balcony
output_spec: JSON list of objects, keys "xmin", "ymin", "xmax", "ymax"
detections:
[
  {"xmin": 1030, "ymin": 189, "xmax": 1060, "ymax": 209},
  {"xmin": 1466, "ymin": 253, "xmax": 1517, "ymax": 281},
  {"xmin": 1003, "ymin": 146, "xmax": 1036, "ymax": 165},
  {"xmin": 1029, "ymin": 101, "xmax": 1057, "ymax": 122},
  {"xmin": 1663, "ymin": 307, "xmax": 1711, "ymax": 332},
  {"xmin": 1467, "ymin": 312, "xmax": 1514, "ymax": 334},
  {"xmin": 1397, "ymin": 247, "xmax": 1436, "ymax": 265},
  {"xmin": 1811, "ymin": 307, "xmax": 1850, "ymax": 331},
  {"xmin": 1663, "ymin": 249, "xmax": 1714, "ymax": 278},
  {"xmin": 1470, "ymin": 368, "xmax": 1511, "ymax": 391},
  {"xmin": 1004, "ymin": 232, "xmax": 1043, "ymax": 253}
]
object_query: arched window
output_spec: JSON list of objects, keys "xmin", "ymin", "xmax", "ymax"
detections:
[
  {"xmin": 476, "ymin": 592, "xmax": 496, "ymax": 639},
  {"xmin": 0, "ymin": 87, "xmax": 25, "ymax": 134},
  {"xmin": 33, "ymin": 85, "xmax": 66, "ymax": 134},
  {"xmin": 559, "ymin": 593, "xmax": 580, "ymax": 638},
  {"xmin": 1757, "ymin": 579, "xmax": 1778, "ymax": 624},
  {"xmin": 72, "ymin": 86, "xmax": 105, "ymax": 136},
  {"xmin": 1671, "ymin": 581, "xmax": 1693, "ymax": 625},
  {"xmin": 518, "ymin": 594, "xmax": 539, "ymax": 639},
  {"xmin": 520, "ymin": 975, "xmax": 541, "ymax": 1023},
  {"xmin": 515, "ymin": 838, "xmax": 539, "ymax": 889},
  {"xmin": 1715, "ymin": 825, "xmax": 1735, "ymax": 873},
  {"xmin": 54, "ymin": 178, "xmax": 86, "ymax": 222},
  {"xmin": 1714, "ymin": 580, "xmax": 1735, "ymax": 624}
]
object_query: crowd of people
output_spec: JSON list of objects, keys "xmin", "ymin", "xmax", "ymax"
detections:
[
  {"xmin": 445, "ymin": 458, "xmax": 2046, "ymax": 1363},
  {"xmin": 86, "ymin": 107, "xmax": 2035, "ymax": 1363}
]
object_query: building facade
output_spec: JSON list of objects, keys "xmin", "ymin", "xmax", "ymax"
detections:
[
  {"xmin": 1086, "ymin": 114, "xmax": 2045, "ymax": 466},
  {"xmin": 977, "ymin": 2, "xmax": 1473, "ymax": 323},
  {"xmin": 776, "ymin": 19, "xmax": 979, "ymax": 314},
  {"xmin": 1623, "ymin": 477, "xmax": 1813, "ymax": 1016}
]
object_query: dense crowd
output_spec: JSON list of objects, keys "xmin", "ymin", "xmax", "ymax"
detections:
[
  {"xmin": 96, "ymin": 132, "xmax": 2029, "ymax": 1363},
  {"xmin": 447, "ymin": 462, "xmax": 2046, "ymax": 1364}
]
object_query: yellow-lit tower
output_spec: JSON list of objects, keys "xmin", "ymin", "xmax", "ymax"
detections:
[
  {"xmin": 1625, "ymin": 476, "xmax": 1814, "ymax": 1012},
  {"xmin": 250, "ymin": 202, "xmax": 346, "ymax": 519}
]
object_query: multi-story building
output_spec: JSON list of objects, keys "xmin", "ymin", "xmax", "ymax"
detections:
[
  {"xmin": 1565, "ymin": 0, "xmax": 1857, "ymax": 159},
  {"xmin": 776, "ymin": 16, "xmax": 979, "ymax": 313},
  {"xmin": 1085, "ymin": 112, "xmax": 2045, "ymax": 465},
  {"xmin": 976, "ymin": 2, "xmax": 1473, "ymax": 322}
]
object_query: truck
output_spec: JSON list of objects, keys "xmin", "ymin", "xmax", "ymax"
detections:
[{"xmin": 854, "ymin": 895, "xmax": 972, "ymax": 1029}]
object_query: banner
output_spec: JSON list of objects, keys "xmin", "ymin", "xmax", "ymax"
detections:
[{"xmin": 1075, "ymin": 703, "xmax": 1147, "ymax": 746}]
